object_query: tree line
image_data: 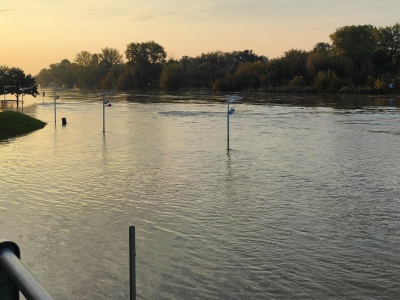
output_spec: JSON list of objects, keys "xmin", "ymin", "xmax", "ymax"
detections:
[{"xmin": 25, "ymin": 23, "xmax": 400, "ymax": 93}]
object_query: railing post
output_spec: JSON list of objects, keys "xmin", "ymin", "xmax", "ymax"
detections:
[
  {"xmin": 129, "ymin": 226, "xmax": 136, "ymax": 300},
  {"xmin": 0, "ymin": 240, "xmax": 20, "ymax": 300},
  {"xmin": 0, "ymin": 239, "xmax": 54, "ymax": 300}
]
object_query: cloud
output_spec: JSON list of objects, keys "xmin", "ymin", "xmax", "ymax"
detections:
[
  {"xmin": 335, "ymin": 1, "xmax": 377, "ymax": 10},
  {"xmin": 131, "ymin": 3, "xmax": 213, "ymax": 22},
  {"xmin": 0, "ymin": 9, "xmax": 12, "ymax": 12}
]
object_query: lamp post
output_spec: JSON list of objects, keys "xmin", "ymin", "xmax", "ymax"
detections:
[
  {"xmin": 19, "ymin": 86, "xmax": 33, "ymax": 114},
  {"xmin": 103, "ymin": 93, "xmax": 107, "ymax": 132},
  {"xmin": 53, "ymin": 88, "xmax": 60, "ymax": 124},
  {"xmin": 49, "ymin": 83, "xmax": 61, "ymax": 124},
  {"xmin": 102, "ymin": 91, "xmax": 112, "ymax": 132},
  {"xmin": 227, "ymin": 96, "xmax": 240, "ymax": 151},
  {"xmin": 227, "ymin": 97, "xmax": 231, "ymax": 150}
]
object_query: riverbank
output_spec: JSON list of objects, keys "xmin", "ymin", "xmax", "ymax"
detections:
[{"xmin": 0, "ymin": 110, "xmax": 46, "ymax": 140}]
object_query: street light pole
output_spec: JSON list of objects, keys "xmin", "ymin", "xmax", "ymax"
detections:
[
  {"xmin": 19, "ymin": 87, "xmax": 33, "ymax": 114},
  {"xmin": 102, "ymin": 91, "xmax": 112, "ymax": 132},
  {"xmin": 227, "ymin": 96, "xmax": 240, "ymax": 151},
  {"xmin": 227, "ymin": 97, "xmax": 230, "ymax": 150},
  {"xmin": 103, "ymin": 93, "xmax": 106, "ymax": 132},
  {"xmin": 49, "ymin": 84, "xmax": 61, "ymax": 124},
  {"xmin": 54, "ymin": 88, "xmax": 59, "ymax": 124}
]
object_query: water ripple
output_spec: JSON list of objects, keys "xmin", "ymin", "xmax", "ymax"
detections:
[{"xmin": 2, "ymin": 93, "xmax": 400, "ymax": 299}]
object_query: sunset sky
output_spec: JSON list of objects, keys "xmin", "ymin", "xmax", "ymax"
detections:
[{"xmin": 1, "ymin": 0, "xmax": 399, "ymax": 76}]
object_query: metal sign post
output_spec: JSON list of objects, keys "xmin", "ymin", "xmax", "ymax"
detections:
[
  {"xmin": 54, "ymin": 93, "xmax": 59, "ymax": 124},
  {"xmin": 103, "ymin": 94, "xmax": 106, "ymax": 132},
  {"xmin": 102, "ymin": 91, "xmax": 112, "ymax": 132},
  {"xmin": 129, "ymin": 226, "xmax": 136, "ymax": 300},
  {"xmin": 227, "ymin": 96, "xmax": 240, "ymax": 151},
  {"xmin": 19, "ymin": 86, "xmax": 34, "ymax": 115}
]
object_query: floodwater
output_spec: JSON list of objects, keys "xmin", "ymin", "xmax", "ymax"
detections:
[{"xmin": 1, "ymin": 90, "xmax": 400, "ymax": 299}]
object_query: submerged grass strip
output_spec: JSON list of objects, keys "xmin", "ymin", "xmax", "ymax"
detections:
[{"xmin": 0, "ymin": 110, "xmax": 46, "ymax": 140}]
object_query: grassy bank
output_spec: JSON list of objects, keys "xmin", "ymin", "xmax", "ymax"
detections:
[{"xmin": 0, "ymin": 110, "xmax": 46, "ymax": 140}]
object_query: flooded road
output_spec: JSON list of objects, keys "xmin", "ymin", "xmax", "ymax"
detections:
[{"xmin": 1, "ymin": 91, "xmax": 400, "ymax": 299}]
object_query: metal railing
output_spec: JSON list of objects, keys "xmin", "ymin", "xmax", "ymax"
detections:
[
  {"xmin": 0, "ymin": 239, "xmax": 54, "ymax": 300},
  {"xmin": 1, "ymin": 226, "xmax": 136, "ymax": 300}
]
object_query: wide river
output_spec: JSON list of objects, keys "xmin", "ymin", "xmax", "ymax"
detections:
[{"xmin": 1, "ymin": 90, "xmax": 400, "ymax": 299}]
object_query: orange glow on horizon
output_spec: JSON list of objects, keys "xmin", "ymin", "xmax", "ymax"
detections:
[{"xmin": 1, "ymin": 0, "xmax": 399, "ymax": 75}]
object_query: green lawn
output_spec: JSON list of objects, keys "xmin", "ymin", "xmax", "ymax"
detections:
[{"xmin": 0, "ymin": 110, "xmax": 46, "ymax": 140}]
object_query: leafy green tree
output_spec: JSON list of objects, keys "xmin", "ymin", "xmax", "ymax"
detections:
[
  {"xmin": 307, "ymin": 52, "xmax": 329, "ymax": 80},
  {"xmin": 313, "ymin": 42, "xmax": 332, "ymax": 53},
  {"xmin": 267, "ymin": 58, "xmax": 285, "ymax": 86},
  {"xmin": 306, "ymin": 42, "xmax": 334, "ymax": 79},
  {"xmin": 330, "ymin": 56, "xmax": 354, "ymax": 79},
  {"xmin": 0, "ymin": 66, "xmax": 39, "ymax": 102},
  {"xmin": 160, "ymin": 61, "xmax": 186, "ymax": 91},
  {"xmin": 376, "ymin": 23, "xmax": 400, "ymax": 76},
  {"xmin": 180, "ymin": 55, "xmax": 218, "ymax": 88},
  {"xmin": 35, "ymin": 60, "xmax": 78, "ymax": 88},
  {"xmin": 289, "ymin": 75, "xmax": 306, "ymax": 88},
  {"xmin": 126, "ymin": 41, "xmax": 166, "ymax": 65},
  {"xmin": 268, "ymin": 49, "xmax": 308, "ymax": 86},
  {"xmin": 99, "ymin": 47, "xmax": 123, "ymax": 68},
  {"xmin": 282, "ymin": 49, "xmax": 309, "ymax": 81},
  {"xmin": 233, "ymin": 61, "xmax": 267, "ymax": 90},
  {"xmin": 98, "ymin": 47, "xmax": 124, "ymax": 83},
  {"xmin": 0, "ymin": 65, "xmax": 9, "ymax": 90},
  {"xmin": 167, "ymin": 50, "xmax": 265, "ymax": 90},
  {"xmin": 179, "ymin": 55, "xmax": 200, "ymax": 87},
  {"xmin": 213, "ymin": 73, "xmax": 235, "ymax": 92},
  {"xmin": 330, "ymin": 25, "xmax": 378, "ymax": 67},
  {"xmin": 49, "ymin": 59, "xmax": 78, "ymax": 88},
  {"xmin": 125, "ymin": 41, "xmax": 167, "ymax": 88},
  {"xmin": 374, "ymin": 78, "xmax": 386, "ymax": 91},
  {"xmin": 74, "ymin": 51, "xmax": 100, "ymax": 88},
  {"xmin": 314, "ymin": 70, "xmax": 343, "ymax": 92},
  {"xmin": 35, "ymin": 68, "xmax": 53, "ymax": 86},
  {"xmin": 197, "ymin": 61, "xmax": 221, "ymax": 87},
  {"xmin": 231, "ymin": 50, "xmax": 263, "ymax": 65},
  {"xmin": 100, "ymin": 64, "xmax": 126, "ymax": 90},
  {"xmin": 306, "ymin": 42, "xmax": 357, "ymax": 87},
  {"xmin": 116, "ymin": 67, "xmax": 135, "ymax": 90}
]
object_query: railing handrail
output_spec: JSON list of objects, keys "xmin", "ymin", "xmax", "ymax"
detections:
[
  {"xmin": 1, "ymin": 226, "xmax": 136, "ymax": 299},
  {"xmin": 0, "ymin": 239, "xmax": 54, "ymax": 300}
]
